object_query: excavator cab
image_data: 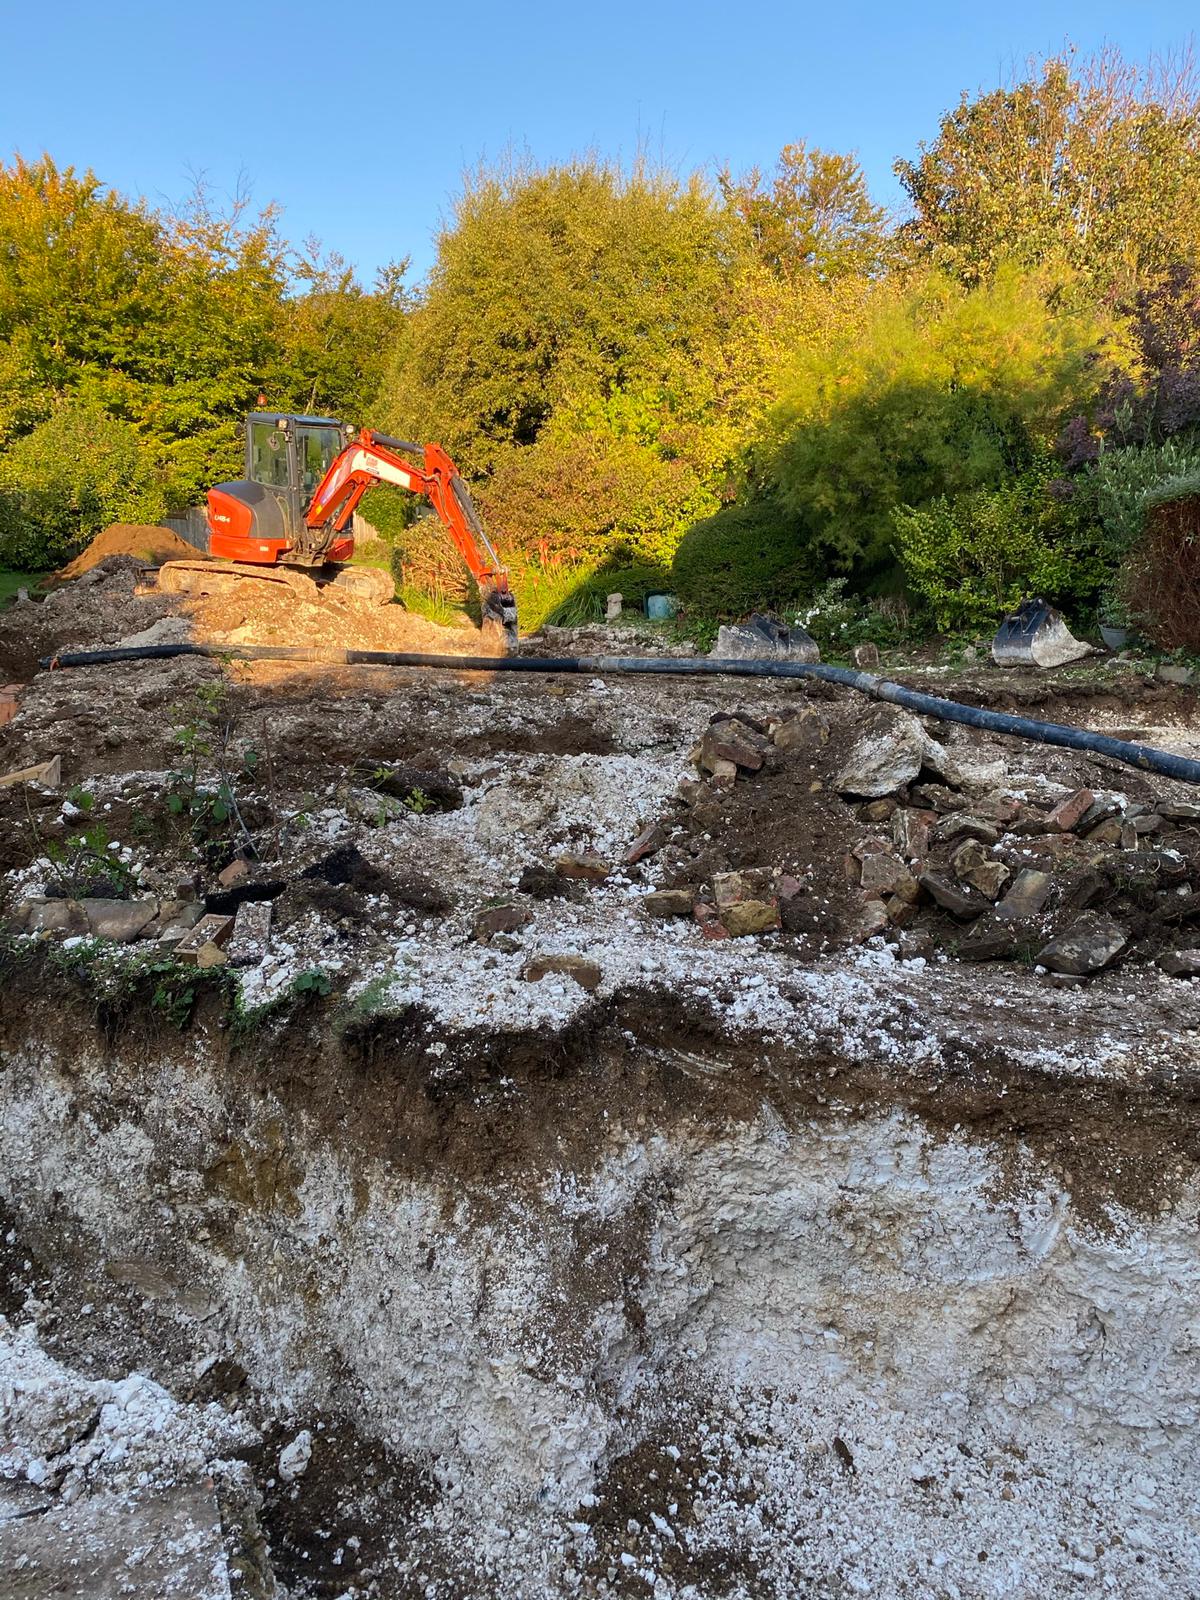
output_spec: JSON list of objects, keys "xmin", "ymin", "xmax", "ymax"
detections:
[{"xmin": 208, "ymin": 413, "xmax": 350, "ymax": 567}]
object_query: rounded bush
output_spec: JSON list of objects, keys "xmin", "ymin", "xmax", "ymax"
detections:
[{"xmin": 670, "ymin": 500, "xmax": 814, "ymax": 618}]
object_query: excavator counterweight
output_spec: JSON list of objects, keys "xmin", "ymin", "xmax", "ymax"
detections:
[{"xmin": 158, "ymin": 413, "xmax": 518, "ymax": 649}]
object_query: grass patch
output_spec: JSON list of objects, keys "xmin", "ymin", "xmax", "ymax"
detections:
[
  {"xmin": 0, "ymin": 570, "xmax": 49, "ymax": 606},
  {"xmin": 397, "ymin": 581, "xmax": 470, "ymax": 629}
]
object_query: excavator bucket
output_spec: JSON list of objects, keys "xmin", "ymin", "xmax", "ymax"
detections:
[
  {"xmin": 991, "ymin": 597, "xmax": 1090, "ymax": 669},
  {"xmin": 481, "ymin": 583, "xmax": 520, "ymax": 654}
]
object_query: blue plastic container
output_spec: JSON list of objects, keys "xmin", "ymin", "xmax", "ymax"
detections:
[{"xmin": 645, "ymin": 593, "xmax": 678, "ymax": 620}]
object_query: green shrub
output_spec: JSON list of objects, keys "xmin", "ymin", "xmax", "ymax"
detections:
[
  {"xmin": 481, "ymin": 431, "xmax": 716, "ymax": 568},
  {"xmin": 504, "ymin": 548, "xmax": 599, "ymax": 634},
  {"xmin": 1088, "ymin": 437, "xmax": 1200, "ymax": 559},
  {"xmin": 670, "ymin": 499, "xmax": 814, "ymax": 618},
  {"xmin": 893, "ymin": 467, "xmax": 1106, "ymax": 630},
  {"xmin": 0, "ymin": 401, "xmax": 166, "ymax": 567},
  {"xmin": 796, "ymin": 577, "xmax": 909, "ymax": 653}
]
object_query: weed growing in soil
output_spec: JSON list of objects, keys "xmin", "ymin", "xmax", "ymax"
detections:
[
  {"xmin": 167, "ymin": 682, "xmax": 257, "ymax": 858},
  {"xmin": 291, "ymin": 967, "xmax": 333, "ymax": 999},
  {"xmin": 20, "ymin": 787, "xmax": 136, "ymax": 901},
  {"xmin": 332, "ymin": 970, "xmax": 410, "ymax": 1038}
]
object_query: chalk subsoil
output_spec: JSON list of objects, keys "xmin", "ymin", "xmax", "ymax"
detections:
[{"xmin": 3, "ymin": 563, "xmax": 1200, "ymax": 1597}]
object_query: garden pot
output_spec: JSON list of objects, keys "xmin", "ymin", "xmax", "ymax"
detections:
[{"xmin": 1100, "ymin": 624, "xmax": 1129, "ymax": 651}]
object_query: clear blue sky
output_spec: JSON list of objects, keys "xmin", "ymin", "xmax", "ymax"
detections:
[{"xmin": 0, "ymin": 0, "xmax": 1194, "ymax": 285}]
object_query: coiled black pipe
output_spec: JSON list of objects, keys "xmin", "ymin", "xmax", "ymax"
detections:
[{"xmin": 39, "ymin": 640, "xmax": 1200, "ymax": 787}]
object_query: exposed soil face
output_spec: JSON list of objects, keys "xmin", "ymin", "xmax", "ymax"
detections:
[{"xmin": 5, "ymin": 571, "xmax": 1200, "ymax": 1596}]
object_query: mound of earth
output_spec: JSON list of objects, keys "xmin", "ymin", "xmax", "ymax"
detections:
[{"xmin": 54, "ymin": 522, "xmax": 199, "ymax": 581}]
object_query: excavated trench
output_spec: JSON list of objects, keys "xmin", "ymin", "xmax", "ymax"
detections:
[{"xmin": 3, "ymin": 970, "xmax": 1200, "ymax": 1598}]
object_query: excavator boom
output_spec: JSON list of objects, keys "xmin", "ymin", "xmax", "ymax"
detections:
[{"xmin": 306, "ymin": 431, "xmax": 510, "ymax": 598}]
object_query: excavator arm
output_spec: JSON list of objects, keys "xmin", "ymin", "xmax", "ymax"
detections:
[{"xmin": 306, "ymin": 431, "xmax": 517, "ymax": 641}]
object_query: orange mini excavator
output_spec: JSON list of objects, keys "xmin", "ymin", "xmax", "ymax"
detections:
[{"xmin": 157, "ymin": 412, "xmax": 518, "ymax": 647}]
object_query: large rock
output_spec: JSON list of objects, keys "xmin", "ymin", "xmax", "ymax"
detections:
[
  {"xmin": 554, "ymin": 853, "xmax": 611, "ymax": 882},
  {"xmin": 1159, "ymin": 949, "xmax": 1200, "ymax": 979},
  {"xmin": 959, "ymin": 912, "xmax": 1023, "ymax": 962},
  {"xmin": 1036, "ymin": 913, "xmax": 1128, "ymax": 976},
  {"xmin": 699, "ymin": 721, "xmax": 767, "ymax": 773},
  {"xmin": 642, "ymin": 889, "xmax": 694, "ymax": 918},
  {"xmin": 712, "ymin": 869, "xmax": 780, "ymax": 936},
  {"xmin": 835, "ymin": 708, "xmax": 954, "ymax": 799},
  {"xmin": 996, "ymin": 869, "xmax": 1052, "ymax": 919},
  {"xmin": 522, "ymin": 954, "xmax": 602, "ymax": 991},
  {"xmin": 82, "ymin": 898, "xmax": 158, "ymax": 942},
  {"xmin": 772, "ymin": 710, "xmax": 827, "ymax": 753},
  {"xmin": 859, "ymin": 852, "xmax": 919, "ymax": 902},
  {"xmin": 892, "ymin": 807, "xmax": 934, "ymax": 861},
  {"xmin": 473, "ymin": 903, "xmax": 533, "ymax": 943},
  {"xmin": 919, "ymin": 872, "xmax": 987, "ymax": 920},
  {"xmin": 18, "ymin": 898, "xmax": 87, "ymax": 935}
]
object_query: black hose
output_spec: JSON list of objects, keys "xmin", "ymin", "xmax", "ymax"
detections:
[{"xmin": 40, "ymin": 641, "xmax": 1200, "ymax": 787}]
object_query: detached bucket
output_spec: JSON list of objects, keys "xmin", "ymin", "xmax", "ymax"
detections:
[
  {"xmin": 992, "ymin": 598, "xmax": 1090, "ymax": 669},
  {"xmin": 711, "ymin": 612, "xmax": 820, "ymax": 663}
]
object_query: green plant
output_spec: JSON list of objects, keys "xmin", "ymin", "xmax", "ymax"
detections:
[
  {"xmin": 166, "ymin": 681, "xmax": 256, "ymax": 854},
  {"xmin": 796, "ymin": 578, "xmax": 909, "ymax": 653},
  {"xmin": 892, "ymin": 465, "xmax": 1106, "ymax": 630},
  {"xmin": 20, "ymin": 783, "xmax": 133, "ymax": 900},
  {"xmin": 1088, "ymin": 434, "xmax": 1200, "ymax": 559},
  {"xmin": 146, "ymin": 958, "xmax": 200, "ymax": 1028},
  {"xmin": 543, "ymin": 563, "xmax": 673, "ymax": 626},
  {"xmin": 505, "ymin": 545, "xmax": 602, "ymax": 635},
  {"xmin": 332, "ymin": 970, "xmax": 409, "ymax": 1038},
  {"xmin": 761, "ymin": 265, "xmax": 1129, "ymax": 576},
  {"xmin": 0, "ymin": 400, "xmax": 167, "ymax": 568},
  {"xmin": 396, "ymin": 581, "xmax": 465, "ymax": 629},
  {"xmin": 291, "ymin": 967, "xmax": 332, "ymax": 999},
  {"xmin": 670, "ymin": 499, "xmax": 814, "ymax": 620}
]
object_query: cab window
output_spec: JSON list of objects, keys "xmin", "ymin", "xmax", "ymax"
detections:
[
  {"xmin": 249, "ymin": 421, "xmax": 291, "ymax": 488},
  {"xmin": 296, "ymin": 427, "xmax": 341, "ymax": 497}
]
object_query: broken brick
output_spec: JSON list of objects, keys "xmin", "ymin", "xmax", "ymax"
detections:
[{"xmin": 1046, "ymin": 788, "xmax": 1095, "ymax": 833}]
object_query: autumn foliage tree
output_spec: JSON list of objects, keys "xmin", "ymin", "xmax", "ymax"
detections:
[{"xmin": 895, "ymin": 50, "xmax": 1200, "ymax": 301}]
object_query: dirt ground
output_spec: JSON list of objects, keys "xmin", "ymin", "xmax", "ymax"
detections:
[{"xmin": 5, "ymin": 564, "xmax": 1200, "ymax": 1597}]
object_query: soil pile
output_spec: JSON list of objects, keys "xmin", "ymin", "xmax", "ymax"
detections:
[
  {"xmin": 185, "ymin": 574, "xmax": 487, "ymax": 656},
  {"xmin": 54, "ymin": 523, "xmax": 198, "ymax": 582}
]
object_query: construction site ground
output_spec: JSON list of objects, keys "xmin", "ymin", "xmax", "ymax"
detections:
[{"xmin": 3, "ymin": 555, "xmax": 1200, "ymax": 1598}]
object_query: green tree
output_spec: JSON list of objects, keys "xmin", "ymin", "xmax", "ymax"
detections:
[
  {"xmin": 761, "ymin": 265, "xmax": 1131, "ymax": 573},
  {"xmin": 0, "ymin": 155, "xmax": 166, "ymax": 447},
  {"xmin": 0, "ymin": 157, "xmax": 293, "ymax": 501},
  {"xmin": 719, "ymin": 142, "xmax": 889, "ymax": 281},
  {"xmin": 388, "ymin": 157, "xmax": 750, "ymax": 475},
  {"xmin": 0, "ymin": 399, "xmax": 166, "ymax": 566},
  {"xmin": 272, "ymin": 244, "xmax": 411, "ymax": 424}
]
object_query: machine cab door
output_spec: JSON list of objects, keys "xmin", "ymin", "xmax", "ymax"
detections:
[
  {"xmin": 294, "ymin": 421, "xmax": 346, "ymax": 505},
  {"xmin": 246, "ymin": 416, "xmax": 302, "ymax": 543}
]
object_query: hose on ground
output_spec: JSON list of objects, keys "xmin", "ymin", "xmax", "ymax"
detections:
[{"xmin": 39, "ymin": 640, "xmax": 1200, "ymax": 787}]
